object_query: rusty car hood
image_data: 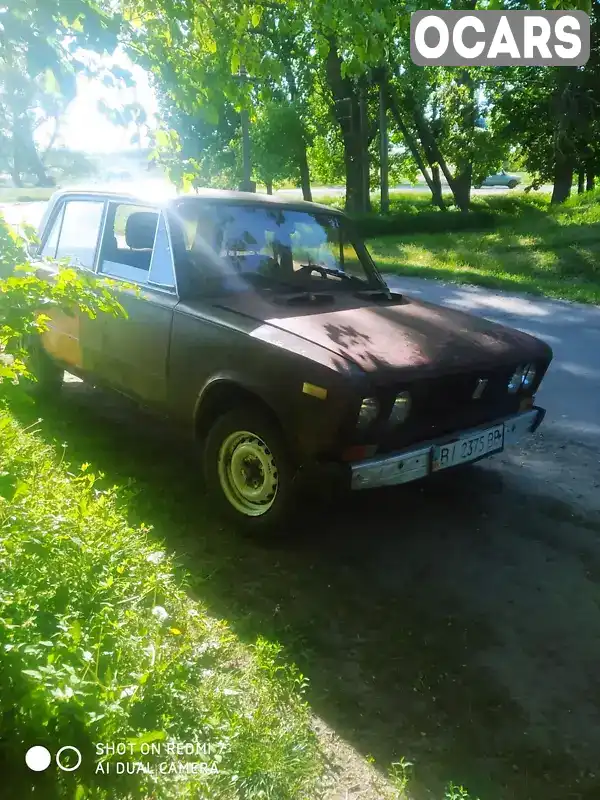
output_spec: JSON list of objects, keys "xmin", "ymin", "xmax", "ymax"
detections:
[{"xmin": 211, "ymin": 291, "xmax": 551, "ymax": 381}]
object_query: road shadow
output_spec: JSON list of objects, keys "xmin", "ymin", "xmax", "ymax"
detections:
[{"xmin": 9, "ymin": 383, "xmax": 600, "ymax": 800}]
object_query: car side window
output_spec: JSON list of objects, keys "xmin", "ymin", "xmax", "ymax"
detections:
[
  {"xmin": 98, "ymin": 203, "xmax": 159, "ymax": 285},
  {"xmin": 40, "ymin": 204, "xmax": 65, "ymax": 258},
  {"xmin": 55, "ymin": 200, "xmax": 105, "ymax": 269},
  {"xmin": 148, "ymin": 214, "xmax": 177, "ymax": 290}
]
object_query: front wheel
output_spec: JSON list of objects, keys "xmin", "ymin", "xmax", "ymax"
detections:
[
  {"xmin": 508, "ymin": 179, "xmax": 518, "ymax": 189},
  {"xmin": 203, "ymin": 408, "xmax": 297, "ymax": 535}
]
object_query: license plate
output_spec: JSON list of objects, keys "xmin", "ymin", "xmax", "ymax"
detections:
[{"xmin": 432, "ymin": 424, "xmax": 504, "ymax": 472}]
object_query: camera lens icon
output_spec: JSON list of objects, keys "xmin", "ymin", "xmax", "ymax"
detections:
[
  {"xmin": 56, "ymin": 746, "xmax": 82, "ymax": 771},
  {"xmin": 25, "ymin": 745, "xmax": 82, "ymax": 772}
]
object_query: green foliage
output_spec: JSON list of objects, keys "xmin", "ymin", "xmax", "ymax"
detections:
[
  {"xmin": 387, "ymin": 756, "xmax": 412, "ymax": 796},
  {"xmin": 0, "ymin": 215, "xmax": 122, "ymax": 384},
  {"xmin": 252, "ymin": 102, "xmax": 308, "ymax": 189},
  {"xmin": 0, "ymin": 410, "xmax": 323, "ymax": 798},
  {"xmin": 444, "ymin": 783, "xmax": 478, "ymax": 800}
]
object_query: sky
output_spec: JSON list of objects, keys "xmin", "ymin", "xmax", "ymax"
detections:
[{"xmin": 47, "ymin": 51, "xmax": 158, "ymax": 153}]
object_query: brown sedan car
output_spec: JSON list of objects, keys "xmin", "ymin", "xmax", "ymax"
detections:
[{"xmin": 29, "ymin": 188, "xmax": 552, "ymax": 532}]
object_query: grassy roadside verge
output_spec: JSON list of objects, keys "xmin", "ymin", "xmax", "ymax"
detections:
[
  {"xmin": 0, "ymin": 187, "xmax": 55, "ymax": 203},
  {"xmin": 0, "ymin": 403, "xmax": 324, "ymax": 800},
  {"xmin": 365, "ymin": 190, "xmax": 600, "ymax": 305}
]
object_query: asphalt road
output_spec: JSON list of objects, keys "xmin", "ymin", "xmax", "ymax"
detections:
[{"xmin": 276, "ymin": 182, "xmax": 556, "ymax": 198}]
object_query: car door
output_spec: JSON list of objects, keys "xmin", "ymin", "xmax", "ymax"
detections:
[
  {"xmin": 94, "ymin": 201, "xmax": 179, "ymax": 407},
  {"xmin": 35, "ymin": 196, "xmax": 106, "ymax": 375}
]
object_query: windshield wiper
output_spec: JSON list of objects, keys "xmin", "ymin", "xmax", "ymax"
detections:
[
  {"xmin": 281, "ymin": 291, "xmax": 335, "ymax": 306},
  {"xmin": 299, "ymin": 264, "xmax": 365, "ymax": 286},
  {"xmin": 354, "ymin": 287, "xmax": 395, "ymax": 301}
]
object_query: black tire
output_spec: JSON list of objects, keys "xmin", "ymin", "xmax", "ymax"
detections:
[
  {"xmin": 508, "ymin": 179, "xmax": 518, "ymax": 189},
  {"xmin": 22, "ymin": 338, "xmax": 64, "ymax": 400},
  {"xmin": 474, "ymin": 184, "xmax": 482, "ymax": 189},
  {"xmin": 203, "ymin": 407, "xmax": 298, "ymax": 536}
]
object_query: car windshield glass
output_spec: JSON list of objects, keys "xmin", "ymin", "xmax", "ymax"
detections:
[{"xmin": 169, "ymin": 201, "xmax": 376, "ymax": 293}]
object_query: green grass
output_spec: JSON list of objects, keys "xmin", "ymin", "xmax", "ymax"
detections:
[
  {"xmin": 0, "ymin": 187, "xmax": 55, "ymax": 203},
  {"xmin": 0, "ymin": 402, "xmax": 324, "ymax": 799},
  {"xmin": 368, "ymin": 190, "xmax": 600, "ymax": 304},
  {"xmin": 2, "ymin": 382, "xmax": 592, "ymax": 800}
]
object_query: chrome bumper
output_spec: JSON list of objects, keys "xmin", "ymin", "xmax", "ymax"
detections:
[{"xmin": 350, "ymin": 408, "xmax": 545, "ymax": 491}]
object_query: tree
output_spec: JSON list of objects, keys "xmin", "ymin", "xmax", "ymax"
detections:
[
  {"xmin": 0, "ymin": 0, "xmax": 120, "ymax": 186},
  {"xmin": 121, "ymin": 0, "xmax": 595, "ymax": 210},
  {"xmin": 252, "ymin": 102, "xmax": 312, "ymax": 194}
]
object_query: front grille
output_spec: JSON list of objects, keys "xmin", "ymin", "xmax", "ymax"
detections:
[{"xmin": 376, "ymin": 366, "xmax": 522, "ymax": 452}]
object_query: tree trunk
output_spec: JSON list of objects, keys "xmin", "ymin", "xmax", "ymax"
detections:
[
  {"xmin": 284, "ymin": 64, "xmax": 312, "ymax": 202},
  {"xmin": 452, "ymin": 69, "xmax": 476, "ymax": 212},
  {"xmin": 409, "ymin": 99, "xmax": 465, "ymax": 209},
  {"xmin": 265, "ymin": 179, "xmax": 273, "ymax": 195},
  {"xmin": 359, "ymin": 86, "xmax": 371, "ymax": 213},
  {"xmin": 453, "ymin": 168, "xmax": 473, "ymax": 212},
  {"xmin": 551, "ymin": 156, "xmax": 574, "ymax": 204},
  {"xmin": 578, "ymin": 167, "xmax": 585, "ymax": 194},
  {"xmin": 298, "ymin": 140, "xmax": 312, "ymax": 202},
  {"xmin": 379, "ymin": 79, "xmax": 389, "ymax": 215},
  {"xmin": 325, "ymin": 38, "xmax": 367, "ymax": 214},
  {"xmin": 430, "ymin": 165, "xmax": 444, "ymax": 210},
  {"xmin": 387, "ymin": 87, "xmax": 445, "ymax": 210},
  {"xmin": 586, "ymin": 167, "xmax": 595, "ymax": 192},
  {"xmin": 551, "ymin": 79, "xmax": 575, "ymax": 205},
  {"xmin": 14, "ymin": 115, "xmax": 53, "ymax": 187}
]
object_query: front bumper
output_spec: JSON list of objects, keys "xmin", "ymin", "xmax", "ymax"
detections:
[{"xmin": 350, "ymin": 407, "xmax": 545, "ymax": 491}]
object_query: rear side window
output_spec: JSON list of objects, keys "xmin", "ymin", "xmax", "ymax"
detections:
[
  {"xmin": 99, "ymin": 203, "xmax": 159, "ymax": 284},
  {"xmin": 55, "ymin": 201, "xmax": 104, "ymax": 269},
  {"xmin": 98, "ymin": 202, "xmax": 176, "ymax": 290}
]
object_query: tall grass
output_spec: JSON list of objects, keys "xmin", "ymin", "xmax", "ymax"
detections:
[
  {"xmin": 0, "ymin": 406, "xmax": 323, "ymax": 799},
  {"xmin": 370, "ymin": 189, "xmax": 600, "ymax": 303}
]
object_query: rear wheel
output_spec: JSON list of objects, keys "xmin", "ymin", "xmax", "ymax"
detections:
[
  {"xmin": 203, "ymin": 408, "xmax": 297, "ymax": 535},
  {"xmin": 21, "ymin": 338, "xmax": 64, "ymax": 399}
]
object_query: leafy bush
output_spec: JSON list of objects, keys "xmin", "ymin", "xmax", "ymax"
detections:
[
  {"xmin": 0, "ymin": 411, "xmax": 322, "ymax": 799},
  {"xmin": 0, "ymin": 214, "xmax": 122, "ymax": 384},
  {"xmin": 0, "ymin": 213, "xmax": 322, "ymax": 798}
]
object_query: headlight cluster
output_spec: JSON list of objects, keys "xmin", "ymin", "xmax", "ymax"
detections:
[
  {"xmin": 508, "ymin": 363, "xmax": 536, "ymax": 393},
  {"xmin": 357, "ymin": 391, "xmax": 411, "ymax": 430},
  {"xmin": 357, "ymin": 397, "xmax": 380, "ymax": 429}
]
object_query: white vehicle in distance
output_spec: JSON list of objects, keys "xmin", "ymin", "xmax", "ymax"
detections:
[{"xmin": 475, "ymin": 170, "xmax": 521, "ymax": 189}]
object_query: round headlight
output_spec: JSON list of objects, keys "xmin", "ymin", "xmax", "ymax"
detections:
[
  {"xmin": 357, "ymin": 397, "xmax": 379, "ymax": 429},
  {"xmin": 522, "ymin": 363, "xmax": 536, "ymax": 389},
  {"xmin": 389, "ymin": 391, "xmax": 411, "ymax": 425},
  {"xmin": 508, "ymin": 366, "xmax": 525, "ymax": 393}
]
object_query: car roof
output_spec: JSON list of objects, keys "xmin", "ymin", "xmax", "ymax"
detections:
[{"xmin": 40, "ymin": 187, "xmax": 344, "ymax": 233}]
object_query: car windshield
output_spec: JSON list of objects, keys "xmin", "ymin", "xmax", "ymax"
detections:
[{"xmin": 168, "ymin": 200, "xmax": 377, "ymax": 294}]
